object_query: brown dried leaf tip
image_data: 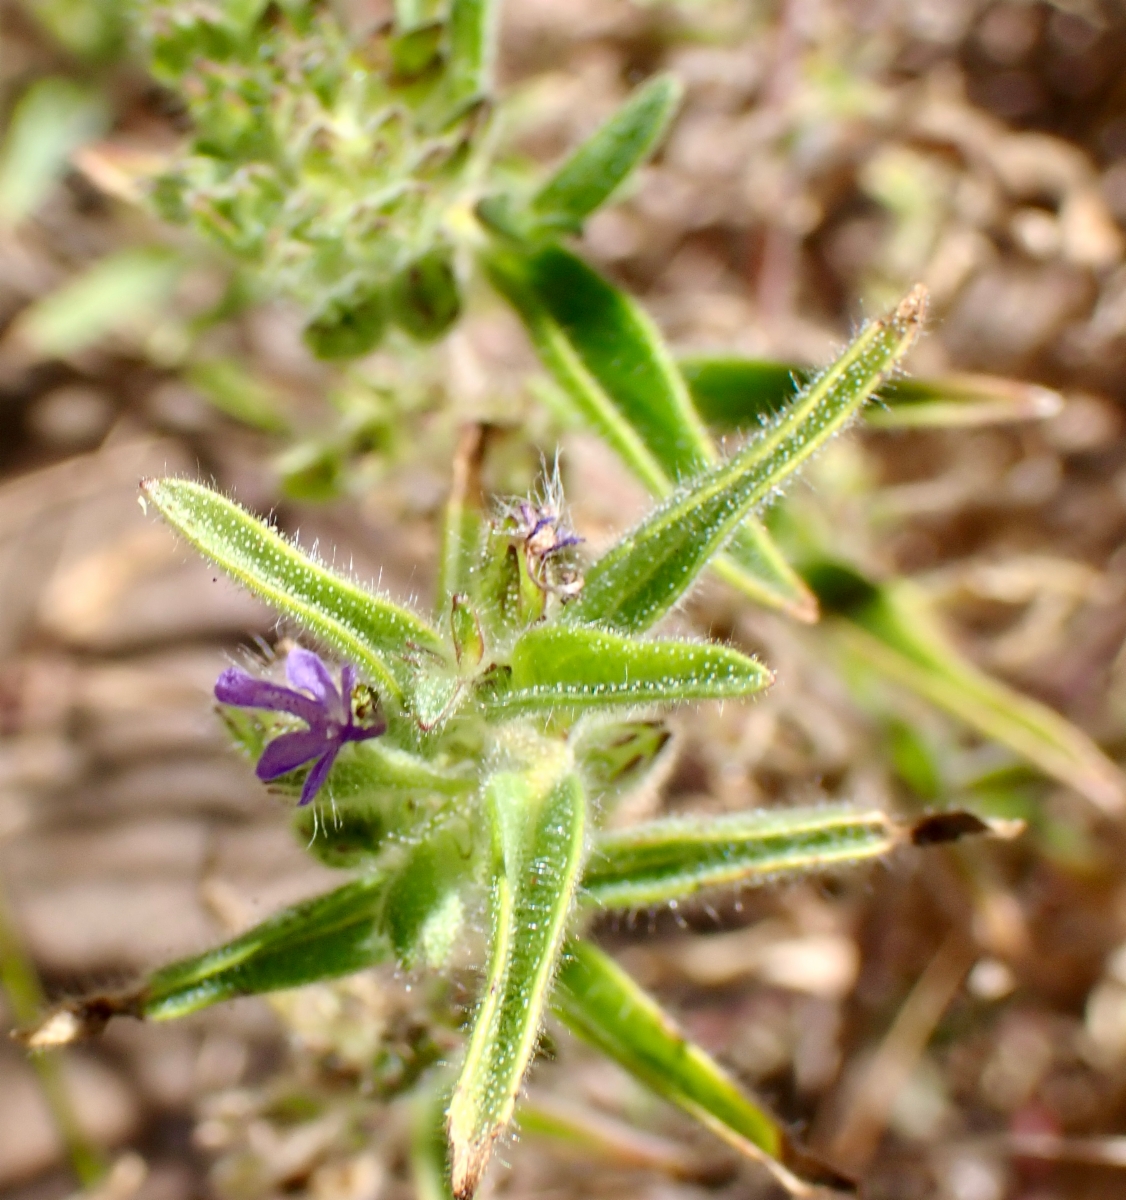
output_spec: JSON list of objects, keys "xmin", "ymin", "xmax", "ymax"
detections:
[
  {"xmin": 910, "ymin": 811, "xmax": 1026, "ymax": 847},
  {"xmin": 13, "ymin": 992, "xmax": 141, "ymax": 1049},
  {"xmin": 451, "ymin": 1136, "xmax": 494, "ymax": 1200}
]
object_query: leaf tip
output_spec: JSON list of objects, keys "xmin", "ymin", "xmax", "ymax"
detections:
[
  {"xmin": 449, "ymin": 1134, "xmax": 493, "ymax": 1200},
  {"xmin": 908, "ymin": 810, "xmax": 1026, "ymax": 847},
  {"xmin": 892, "ymin": 283, "xmax": 929, "ymax": 333},
  {"xmin": 786, "ymin": 588, "xmax": 820, "ymax": 625},
  {"xmin": 14, "ymin": 992, "xmax": 140, "ymax": 1048}
]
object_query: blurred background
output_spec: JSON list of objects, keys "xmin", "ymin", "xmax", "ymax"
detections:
[{"xmin": 3, "ymin": 1, "xmax": 1126, "ymax": 1199}]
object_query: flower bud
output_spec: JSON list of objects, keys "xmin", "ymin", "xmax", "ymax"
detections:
[
  {"xmin": 303, "ymin": 283, "xmax": 388, "ymax": 360},
  {"xmin": 389, "ymin": 245, "xmax": 461, "ymax": 342}
]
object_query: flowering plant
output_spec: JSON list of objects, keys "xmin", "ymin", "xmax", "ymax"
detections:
[{"xmin": 23, "ymin": 285, "xmax": 1013, "ymax": 1197}]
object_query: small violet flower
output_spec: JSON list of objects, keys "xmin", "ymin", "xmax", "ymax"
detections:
[{"xmin": 215, "ymin": 648, "xmax": 386, "ymax": 805}]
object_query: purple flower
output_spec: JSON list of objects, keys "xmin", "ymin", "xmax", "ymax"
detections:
[{"xmin": 215, "ymin": 648, "xmax": 386, "ymax": 806}]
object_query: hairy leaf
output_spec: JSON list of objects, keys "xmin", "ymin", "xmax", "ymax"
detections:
[
  {"xmin": 569, "ymin": 288, "xmax": 928, "ymax": 633},
  {"xmin": 681, "ymin": 356, "xmax": 1062, "ymax": 432},
  {"xmin": 807, "ymin": 561, "xmax": 1126, "ymax": 815},
  {"xmin": 482, "ymin": 625, "xmax": 771, "ymax": 714},
  {"xmin": 526, "ymin": 74, "xmax": 682, "ymax": 234},
  {"xmin": 553, "ymin": 942, "xmax": 794, "ymax": 1178},
  {"xmin": 448, "ymin": 771, "xmax": 586, "ymax": 1199},
  {"xmin": 486, "ymin": 247, "xmax": 814, "ymax": 618},
  {"xmin": 583, "ymin": 805, "xmax": 897, "ymax": 908},
  {"xmin": 143, "ymin": 877, "xmax": 389, "ymax": 1020},
  {"xmin": 142, "ymin": 479, "xmax": 447, "ymax": 699},
  {"xmin": 382, "ymin": 825, "xmax": 471, "ymax": 968},
  {"xmin": 514, "ymin": 246, "xmax": 812, "ymax": 617},
  {"xmin": 292, "ymin": 740, "xmax": 473, "ymax": 867}
]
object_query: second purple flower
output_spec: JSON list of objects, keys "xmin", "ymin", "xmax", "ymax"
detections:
[{"xmin": 215, "ymin": 647, "xmax": 386, "ymax": 805}]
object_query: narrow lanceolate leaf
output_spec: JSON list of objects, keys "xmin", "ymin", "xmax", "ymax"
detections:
[
  {"xmin": 488, "ymin": 246, "xmax": 814, "ymax": 618},
  {"xmin": 866, "ymin": 373, "xmax": 1064, "ymax": 428},
  {"xmin": 806, "ymin": 561, "xmax": 1126, "ymax": 815},
  {"xmin": 448, "ymin": 772, "xmax": 586, "ymax": 1200},
  {"xmin": 445, "ymin": 0, "xmax": 500, "ymax": 107},
  {"xmin": 483, "ymin": 252, "xmax": 668, "ymax": 496},
  {"xmin": 482, "ymin": 625, "xmax": 771, "ymax": 715},
  {"xmin": 680, "ymin": 356, "xmax": 1062, "ymax": 433},
  {"xmin": 143, "ymin": 877, "xmax": 388, "ymax": 1019},
  {"xmin": 583, "ymin": 805, "xmax": 897, "ymax": 909},
  {"xmin": 527, "ymin": 74, "xmax": 683, "ymax": 235},
  {"xmin": 438, "ymin": 424, "xmax": 487, "ymax": 614},
  {"xmin": 569, "ymin": 287, "xmax": 928, "ymax": 634},
  {"xmin": 554, "ymin": 941, "xmax": 837, "ymax": 1194},
  {"xmin": 142, "ymin": 479, "xmax": 447, "ymax": 699},
  {"xmin": 22, "ymin": 877, "xmax": 392, "ymax": 1041},
  {"xmin": 520, "ymin": 246, "xmax": 712, "ymax": 476}
]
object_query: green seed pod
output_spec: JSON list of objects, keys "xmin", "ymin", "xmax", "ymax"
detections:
[
  {"xmin": 303, "ymin": 284, "xmax": 388, "ymax": 360},
  {"xmin": 389, "ymin": 246, "xmax": 462, "ymax": 342}
]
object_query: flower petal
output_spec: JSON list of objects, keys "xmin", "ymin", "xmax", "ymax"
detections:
[
  {"xmin": 299, "ymin": 747, "xmax": 339, "ymax": 806},
  {"xmin": 344, "ymin": 713, "xmax": 387, "ymax": 743},
  {"xmin": 286, "ymin": 648, "xmax": 341, "ymax": 712},
  {"xmin": 256, "ymin": 728, "xmax": 332, "ymax": 781},
  {"xmin": 216, "ymin": 668, "xmax": 324, "ymax": 725}
]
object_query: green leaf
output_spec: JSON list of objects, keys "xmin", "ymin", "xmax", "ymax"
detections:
[
  {"xmin": 806, "ymin": 561, "xmax": 1126, "ymax": 815},
  {"xmin": 681, "ymin": 356, "xmax": 1063, "ymax": 433},
  {"xmin": 574, "ymin": 719, "xmax": 672, "ymax": 806},
  {"xmin": 482, "ymin": 625, "xmax": 771, "ymax": 714},
  {"xmin": 445, "ymin": 0, "xmax": 500, "ymax": 108},
  {"xmin": 14, "ymin": 248, "xmax": 182, "ymax": 358},
  {"xmin": 521, "ymin": 245, "xmax": 710, "ymax": 476},
  {"xmin": 678, "ymin": 356, "xmax": 800, "ymax": 430},
  {"xmin": 291, "ymin": 742, "xmax": 474, "ymax": 867},
  {"xmin": 438, "ymin": 425, "xmax": 487, "ymax": 614},
  {"xmin": 141, "ymin": 478, "xmax": 447, "ymax": 700},
  {"xmin": 142, "ymin": 877, "xmax": 389, "ymax": 1020},
  {"xmin": 568, "ymin": 288, "xmax": 928, "ymax": 633},
  {"xmin": 553, "ymin": 941, "xmax": 802, "ymax": 1184},
  {"xmin": 187, "ymin": 357, "xmax": 290, "ymax": 434},
  {"xmin": 448, "ymin": 771, "xmax": 586, "ymax": 1199},
  {"xmin": 382, "ymin": 825, "xmax": 471, "ymax": 967},
  {"xmin": 485, "ymin": 247, "xmax": 815, "ymax": 619},
  {"xmin": 583, "ymin": 804, "xmax": 897, "ymax": 909},
  {"xmin": 483, "ymin": 251, "xmax": 668, "ymax": 495},
  {"xmin": 867, "ymin": 373, "xmax": 1064, "ymax": 428},
  {"xmin": 0, "ymin": 78, "xmax": 108, "ymax": 225},
  {"xmin": 526, "ymin": 74, "xmax": 683, "ymax": 235}
]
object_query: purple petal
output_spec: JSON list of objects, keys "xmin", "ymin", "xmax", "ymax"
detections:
[
  {"xmin": 299, "ymin": 747, "xmax": 339, "ymax": 806},
  {"xmin": 340, "ymin": 664, "xmax": 356, "ymax": 703},
  {"xmin": 344, "ymin": 713, "xmax": 386, "ymax": 744},
  {"xmin": 216, "ymin": 668, "xmax": 324, "ymax": 725},
  {"xmin": 286, "ymin": 648, "xmax": 340, "ymax": 711},
  {"xmin": 256, "ymin": 728, "xmax": 332, "ymax": 781}
]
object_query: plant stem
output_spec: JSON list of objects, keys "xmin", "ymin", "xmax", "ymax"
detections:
[{"xmin": 0, "ymin": 873, "xmax": 106, "ymax": 1187}]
